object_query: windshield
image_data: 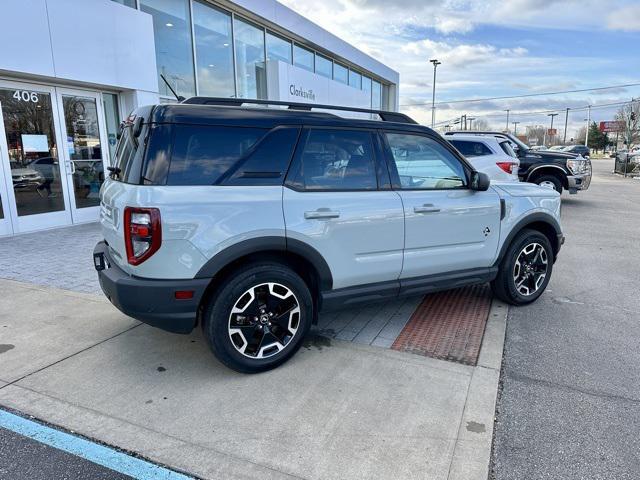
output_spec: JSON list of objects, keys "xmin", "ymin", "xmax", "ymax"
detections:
[{"xmin": 506, "ymin": 134, "xmax": 530, "ymax": 152}]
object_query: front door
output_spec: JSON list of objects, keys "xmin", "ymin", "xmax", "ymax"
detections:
[
  {"xmin": 56, "ymin": 88, "xmax": 110, "ymax": 224},
  {"xmin": 382, "ymin": 131, "xmax": 502, "ymax": 278},
  {"xmin": 0, "ymin": 80, "xmax": 112, "ymax": 235},
  {"xmin": 0, "ymin": 81, "xmax": 71, "ymax": 234}
]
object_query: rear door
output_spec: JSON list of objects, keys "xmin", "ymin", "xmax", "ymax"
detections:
[
  {"xmin": 382, "ymin": 131, "xmax": 501, "ymax": 278},
  {"xmin": 283, "ymin": 127, "xmax": 404, "ymax": 290}
]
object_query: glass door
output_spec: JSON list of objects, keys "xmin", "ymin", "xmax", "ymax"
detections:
[
  {"xmin": 0, "ymin": 81, "xmax": 73, "ymax": 234},
  {"xmin": 0, "ymin": 148, "xmax": 13, "ymax": 236},
  {"xmin": 56, "ymin": 88, "xmax": 110, "ymax": 224}
]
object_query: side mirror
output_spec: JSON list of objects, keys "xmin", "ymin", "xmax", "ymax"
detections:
[{"xmin": 470, "ymin": 171, "xmax": 491, "ymax": 191}]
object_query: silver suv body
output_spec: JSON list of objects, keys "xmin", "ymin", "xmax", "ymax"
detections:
[{"xmin": 94, "ymin": 99, "xmax": 563, "ymax": 373}]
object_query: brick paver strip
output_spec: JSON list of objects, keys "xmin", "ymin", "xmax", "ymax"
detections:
[{"xmin": 391, "ymin": 284, "xmax": 492, "ymax": 365}]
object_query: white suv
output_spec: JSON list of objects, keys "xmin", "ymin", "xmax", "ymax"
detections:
[
  {"xmin": 94, "ymin": 98, "xmax": 564, "ymax": 373},
  {"xmin": 447, "ymin": 135, "xmax": 519, "ymax": 182}
]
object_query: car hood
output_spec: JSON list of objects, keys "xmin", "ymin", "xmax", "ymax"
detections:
[
  {"xmin": 11, "ymin": 167, "xmax": 40, "ymax": 176},
  {"xmin": 492, "ymin": 182, "xmax": 560, "ymax": 198},
  {"xmin": 524, "ymin": 149, "xmax": 578, "ymax": 160}
]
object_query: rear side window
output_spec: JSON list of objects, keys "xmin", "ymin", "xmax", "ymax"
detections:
[
  {"xmin": 499, "ymin": 140, "xmax": 517, "ymax": 158},
  {"xmin": 450, "ymin": 140, "xmax": 493, "ymax": 157},
  {"xmin": 167, "ymin": 125, "xmax": 266, "ymax": 185},
  {"xmin": 112, "ymin": 124, "xmax": 147, "ymax": 183},
  {"xmin": 290, "ymin": 129, "xmax": 378, "ymax": 191}
]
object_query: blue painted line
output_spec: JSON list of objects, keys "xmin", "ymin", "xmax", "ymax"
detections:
[{"xmin": 0, "ymin": 409, "xmax": 193, "ymax": 480}]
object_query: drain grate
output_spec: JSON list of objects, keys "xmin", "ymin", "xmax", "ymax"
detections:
[{"xmin": 391, "ymin": 284, "xmax": 492, "ymax": 365}]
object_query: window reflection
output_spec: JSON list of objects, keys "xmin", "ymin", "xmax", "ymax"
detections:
[
  {"xmin": 0, "ymin": 89, "xmax": 65, "ymax": 216},
  {"xmin": 266, "ymin": 32, "xmax": 292, "ymax": 64},
  {"xmin": 140, "ymin": 0, "xmax": 195, "ymax": 98},
  {"xmin": 193, "ymin": 1, "xmax": 234, "ymax": 98},
  {"xmin": 234, "ymin": 18, "xmax": 266, "ymax": 99},
  {"xmin": 372, "ymin": 80, "xmax": 382, "ymax": 110},
  {"xmin": 333, "ymin": 62, "xmax": 348, "ymax": 84},
  {"xmin": 315, "ymin": 54, "xmax": 332, "ymax": 79},
  {"xmin": 349, "ymin": 70, "xmax": 362, "ymax": 89},
  {"xmin": 293, "ymin": 45, "xmax": 314, "ymax": 72},
  {"xmin": 62, "ymin": 96, "xmax": 105, "ymax": 209},
  {"xmin": 102, "ymin": 93, "xmax": 120, "ymax": 163}
]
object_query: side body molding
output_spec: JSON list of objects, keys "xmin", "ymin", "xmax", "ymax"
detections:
[{"xmin": 194, "ymin": 236, "xmax": 333, "ymax": 291}]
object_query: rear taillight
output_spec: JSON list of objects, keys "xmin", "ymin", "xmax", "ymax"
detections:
[
  {"xmin": 496, "ymin": 162, "xmax": 516, "ymax": 174},
  {"xmin": 124, "ymin": 207, "xmax": 161, "ymax": 265}
]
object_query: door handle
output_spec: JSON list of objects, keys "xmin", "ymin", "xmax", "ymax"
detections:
[
  {"xmin": 67, "ymin": 161, "xmax": 76, "ymax": 175},
  {"xmin": 413, "ymin": 204, "xmax": 440, "ymax": 214},
  {"xmin": 304, "ymin": 209, "xmax": 340, "ymax": 220}
]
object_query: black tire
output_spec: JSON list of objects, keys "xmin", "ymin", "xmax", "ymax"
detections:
[
  {"xmin": 533, "ymin": 174, "xmax": 563, "ymax": 194},
  {"xmin": 491, "ymin": 229, "xmax": 553, "ymax": 306},
  {"xmin": 203, "ymin": 262, "xmax": 313, "ymax": 373}
]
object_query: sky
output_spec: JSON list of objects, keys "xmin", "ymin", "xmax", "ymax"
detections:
[{"xmin": 278, "ymin": 0, "xmax": 640, "ymax": 141}]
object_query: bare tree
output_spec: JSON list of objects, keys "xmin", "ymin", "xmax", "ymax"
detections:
[
  {"xmin": 615, "ymin": 100, "xmax": 640, "ymax": 149},
  {"xmin": 470, "ymin": 118, "xmax": 490, "ymax": 130},
  {"xmin": 525, "ymin": 125, "xmax": 545, "ymax": 146},
  {"xmin": 575, "ymin": 126, "xmax": 587, "ymax": 145}
]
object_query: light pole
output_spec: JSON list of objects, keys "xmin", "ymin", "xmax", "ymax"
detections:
[
  {"xmin": 505, "ymin": 109, "xmax": 510, "ymax": 132},
  {"xmin": 512, "ymin": 121, "xmax": 520, "ymax": 135},
  {"xmin": 584, "ymin": 105, "xmax": 591, "ymax": 147},
  {"xmin": 563, "ymin": 108, "xmax": 570, "ymax": 144},
  {"xmin": 429, "ymin": 59, "xmax": 441, "ymax": 128},
  {"xmin": 467, "ymin": 117, "xmax": 476, "ymax": 130},
  {"xmin": 548, "ymin": 113, "xmax": 558, "ymax": 145}
]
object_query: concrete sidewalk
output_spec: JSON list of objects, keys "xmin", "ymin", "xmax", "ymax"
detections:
[{"xmin": 0, "ymin": 278, "xmax": 505, "ymax": 479}]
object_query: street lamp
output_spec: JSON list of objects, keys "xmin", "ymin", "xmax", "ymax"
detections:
[
  {"xmin": 512, "ymin": 121, "xmax": 520, "ymax": 135},
  {"xmin": 429, "ymin": 59, "xmax": 441, "ymax": 128},
  {"xmin": 563, "ymin": 108, "xmax": 570, "ymax": 144},
  {"xmin": 547, "ymin": 113, "xmax": 558, "ymax": 145}
]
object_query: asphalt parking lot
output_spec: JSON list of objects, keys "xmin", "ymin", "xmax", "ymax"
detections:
[{"xmin": 492, "ymin": 159, "xmax": 640, "ymax": 479}]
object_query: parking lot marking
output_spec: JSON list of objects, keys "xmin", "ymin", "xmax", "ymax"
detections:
[{"xmin": 0, "ymin": 408, "xmax": 193, "ymax": 480}]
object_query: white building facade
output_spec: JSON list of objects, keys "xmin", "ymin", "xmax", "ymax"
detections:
[{"xmin": 0, "ymin": 0, "xmax": 398, "ymax": 236}]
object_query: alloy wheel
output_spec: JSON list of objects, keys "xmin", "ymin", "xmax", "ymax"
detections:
[
  {"xmin": 228, "ymin": 282, "xmax": 301, "ymax": 359},
  {"xmin": 513, "ymin": 242, "xmax": 548, "ymax": 296},
  {"xmin": 539, "ymin": 180, "xmax": 558, "ymax": 191}
]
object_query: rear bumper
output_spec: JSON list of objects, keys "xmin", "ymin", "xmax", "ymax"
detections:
[{"xmin": 93, "ymin": 241, "xmax": 209, "ymax": 334}]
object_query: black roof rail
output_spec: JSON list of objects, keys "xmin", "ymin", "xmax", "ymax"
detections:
[
  {"xmin": 180, "ymin": 96, "xmax": 418, "ymax": 124},
  {"xmin": 444, "ymin": 131, "xmax": 511, "ymax": 136}
]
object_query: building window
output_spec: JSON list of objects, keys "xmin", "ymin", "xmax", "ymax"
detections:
[
  {"xmin": 315, "ymin": 54, "xmax": 332, "ymax": 79},
  {"xmin": 361, "ymin": 76, "xmax": 372, "ymax": 106},
  {"xmin": 192, "ymin": 1, "xmax": 234, "ymax": 98},
  {"xmin": 112, "ymin": 0, "xmax": 137, "ymax": 7},
  {"xmin": 140, "ymin": 0, "xmax": 195, "ymax": 98},
  {"xmin": 371, "ymin": 80, "xmax": 382, "ymax": 110},
  {"xmin": 349, "ymin": 70, "xmax": 362, "ymax": 89},
  {"xmin": 333, "ymin": 62, "xmax": 348, "ymax": 84},
  {"xmin": 266, "ymin": 32, "xmax": 292, "ymax": 64},
  {"xmin": 102, "ymin": 93, "xmax": 120, "ymax": 163},
  {"xmin": 293, "ymin": 44, "xmax": 314, "ymax": 72},
  {"xmin": 382, "ymin": 84, "xmax": 390, "ymax": 109},
  {"xmin": 234, "ymin": 18, "xmax": 267, "ymax": 99}
]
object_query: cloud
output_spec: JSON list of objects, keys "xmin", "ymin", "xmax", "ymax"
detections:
[
  {"xmin": 606, "ymin": 5, "xmax": 640, "ymax": 31},
  {"xmin": 401, "ymin": 39, "xmax": 528, "ymax": 68}
]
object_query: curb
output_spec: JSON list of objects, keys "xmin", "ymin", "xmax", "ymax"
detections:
[{"xmin": 446, "ymin": 300, "xmax": 508, "ymax": 480}]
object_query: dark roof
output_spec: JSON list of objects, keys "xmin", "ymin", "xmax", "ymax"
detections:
[{"xmin": 147, "ymin": 103, "xmax": 434, "ymax": 134}]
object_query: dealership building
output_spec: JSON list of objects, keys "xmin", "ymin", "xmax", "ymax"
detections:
[{"xmin": 0, "ymin": 0, "xmax": 399, "ymax": 236}]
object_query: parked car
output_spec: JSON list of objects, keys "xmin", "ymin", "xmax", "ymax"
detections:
[
  {"xmin": 446, "ymin": 135, "xmax": 519, "ymax": 182},
  {"xmin": 445, "ymin": 131, "xmax": 591, "ymax": 194},
  {"xmin": 94, "ymin": 99, "xmax": 564, "ymax": 373},
  {"xmin": 562, "ymin": 144, "xmax": 590, "ymax": 158},
  {"xmin": 10, "ymin": 161, "xmax": 44, "ymax": 190}
]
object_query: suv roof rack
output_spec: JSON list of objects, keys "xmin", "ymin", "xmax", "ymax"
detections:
[{"xmin": 181, "ymin": 96, "xmax": 418, "ymax": 125}]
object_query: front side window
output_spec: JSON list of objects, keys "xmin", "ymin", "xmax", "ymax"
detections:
[
  {"xmin": 293, "ymin": 129, "xmax": 377, "ymax": 191},
  {"xmin": 140, "ymin": 0, "xmax": 195, "ymax": 98},
  {"xmin": 386, "ymin": 133, "xmax": 467, "ymax": 190},
  {"xmin": 167, "ymin": 125, "xmax": 266, "ymax": 185},
  {"xmin": 450, "ymin": 140, "xmax": 493, "ymax": 157}
]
